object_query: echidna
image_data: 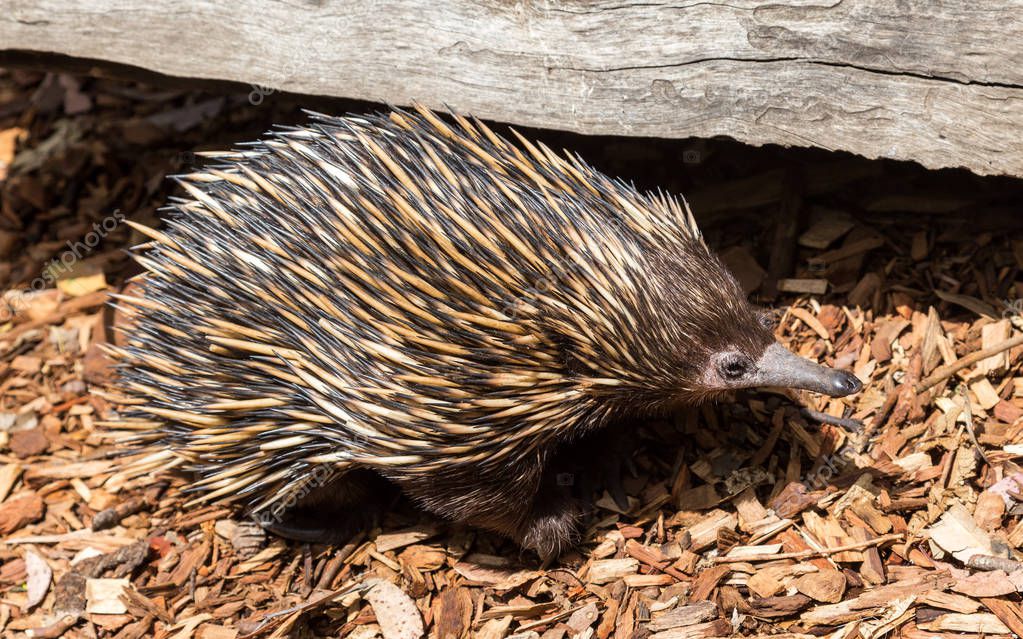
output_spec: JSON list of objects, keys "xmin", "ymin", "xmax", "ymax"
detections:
[{"xmin": 108, "ymin": 105, "xmax": 861, "ymax": 558}]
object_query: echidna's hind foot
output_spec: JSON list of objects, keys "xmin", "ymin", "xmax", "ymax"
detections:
[
  {"xmin": 514, "ymin": 462, "xmax": 586, "ymax": 561},
  {"xmin": 394, "ymin": 456, "xmax": 584, "ymax": 561},
  {"xmin": 256, "ymin": 469, "xmax": 398, "ymax": 545},
  {"xmin": 260, "ymin": 515, "xmax": 366, "ymax": 545}
]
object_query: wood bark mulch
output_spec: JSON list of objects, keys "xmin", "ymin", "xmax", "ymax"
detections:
[{"xmin": 2, "ymin": 67, "xmax": 1023, "ymax": 639}]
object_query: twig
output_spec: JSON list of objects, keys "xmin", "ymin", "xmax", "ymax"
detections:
[
  {"xmin": 240, "ymin": 581, "xmax": 366, "ymax": 638},
  {"xmin": 967, "ymin": 554, "xmax": 1023, "ymax": 572},
  {"xmin": 26, "ymin": 614, "xmax": 80, "ymax": 638},
  {"xmin": 914, "ymin": 333, "xmax": 1023, "ymax": 394},
  {"xmin": 92, "ymin": 496, "xmax": 147, "ymax": 531},
  {"xmin": 712, "ymin": 532, "xmax": 903, "ymax": 563},
  {"xmin": 546, "ymin": 567, "xmax": 587, "ymax": 590},
  {"xmin": 517, "ymin": 602, "xmax": 596, "ymax": 632},
  {"xmin": 624, "ymin": 540, "xmax": 689, "ymax": 582},
  {"xmin": 959, "ymin": 385, "xmax": 990, "ymax": 467}
]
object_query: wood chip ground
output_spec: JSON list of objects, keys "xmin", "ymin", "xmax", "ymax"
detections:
[{"xmin": 1, "ymin": 68, "xmax": 1023, "ymax": 639}]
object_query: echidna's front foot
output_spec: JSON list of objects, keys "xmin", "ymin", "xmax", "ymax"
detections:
[{"xmin": 515, "ymin": 492, "xmax": 585, "ymax": 562}]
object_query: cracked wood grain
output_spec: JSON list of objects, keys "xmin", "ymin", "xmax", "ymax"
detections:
[{"xmin": 1, "ymin": 0, "xmax": 1021, "ymax": 175}]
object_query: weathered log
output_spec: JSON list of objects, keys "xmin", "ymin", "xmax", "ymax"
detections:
[{"xmin": 2, "ymin": 0, "xmax": 1021, "ymax": 176}]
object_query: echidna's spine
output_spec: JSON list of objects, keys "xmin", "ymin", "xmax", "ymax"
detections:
[{"xmin": 107, "ymin": 105, "xmax": 711, "ymax": 515}]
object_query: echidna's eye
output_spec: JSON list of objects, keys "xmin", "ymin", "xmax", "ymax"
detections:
[
  {"xmin": 719, "ymin": 353, "xmax": 752, "ymax": 381},
  {"xmin": 758, "ymin": 311, "xmax": 776, "ymax": 331}
]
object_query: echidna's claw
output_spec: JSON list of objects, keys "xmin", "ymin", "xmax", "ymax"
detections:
[{"xmin": 259, "ymin": 518, "xmax": 351, "ymax": 545}]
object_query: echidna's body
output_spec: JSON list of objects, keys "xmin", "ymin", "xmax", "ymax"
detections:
[{"xmin": 111, "ymin": 107, "xmax": 859, "ymax": 557}]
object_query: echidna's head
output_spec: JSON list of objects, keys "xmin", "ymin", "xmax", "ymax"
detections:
[{"xmin": 554, "ymin": 235, "xmax": 861, "ymax": 409}]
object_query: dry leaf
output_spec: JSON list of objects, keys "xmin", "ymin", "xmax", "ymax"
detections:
[
  {"xmin": 364, "ymin": 579, "xmax": 424, "ymax": 639},
  {"xmin": 927, "ymin": 504, "xmax": 998, "ymax": 562},
  {"xmin": 24, "ymin": 550, "xmax": 52, "ymax": 609},
  {"xmin": 85, "ymin": 578, "xmax": 130, "ymax": 614}
]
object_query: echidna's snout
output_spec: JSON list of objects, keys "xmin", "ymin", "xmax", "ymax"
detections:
[
  {"xmin": 750, "ymin": 343, "xmax": 861, "ymax": 397},
  {"xmin": 708, "ymin": 343, "xmax": 862, "ymax": 397}
]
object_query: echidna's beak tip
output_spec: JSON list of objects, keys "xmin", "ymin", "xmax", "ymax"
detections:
[
  {"xmin": 829, "ymin": 369, "xmax": 863, "ymax": 397},
  {"xmin": 752, "ymin": 343, "xmax": 864, "ymax": 397}
]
